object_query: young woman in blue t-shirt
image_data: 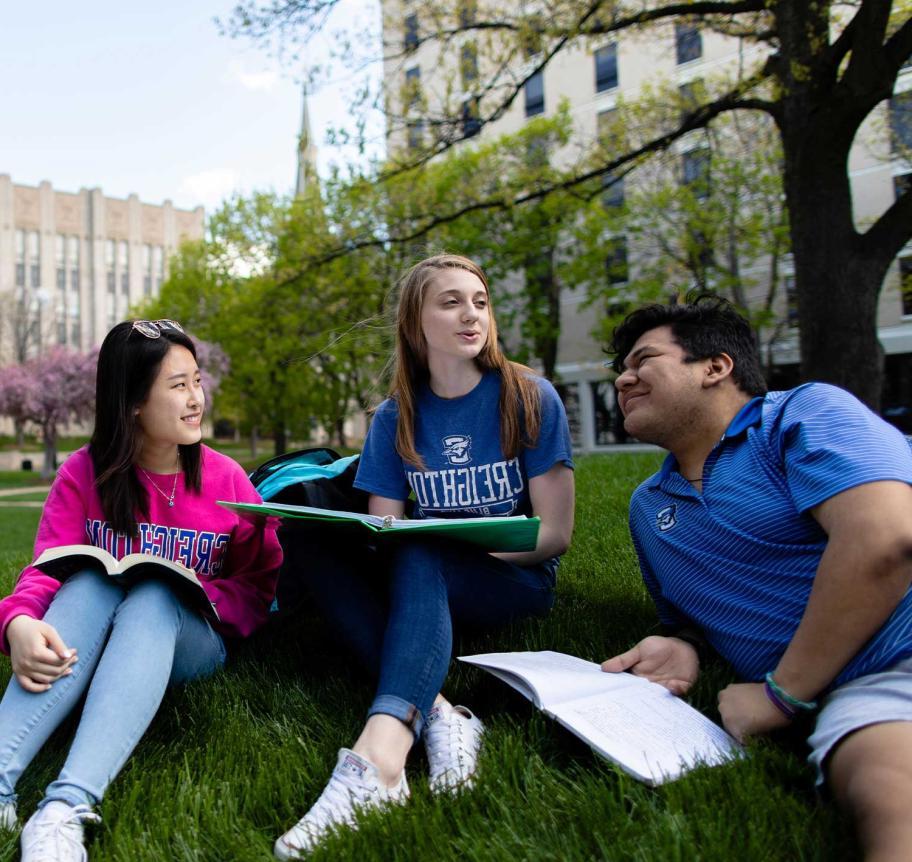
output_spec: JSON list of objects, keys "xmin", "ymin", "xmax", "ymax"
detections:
[{"xmin": 275, "ymin": 253, "xmax": 575, "ymax": 859}]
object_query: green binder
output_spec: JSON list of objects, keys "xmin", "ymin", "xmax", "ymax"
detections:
[{"xmin": 217, "ymin": 500, "xmax": 541, "ymax": 552}]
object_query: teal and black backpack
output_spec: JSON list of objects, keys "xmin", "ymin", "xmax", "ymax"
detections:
[{"xmin": 249, "ymin": 447, "xmax": 372, "ymax": 618}]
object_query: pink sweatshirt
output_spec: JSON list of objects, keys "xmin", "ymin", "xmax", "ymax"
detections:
[{"xmin": 0, "ymin": 445, "xmax": 283, "ymax": 651}]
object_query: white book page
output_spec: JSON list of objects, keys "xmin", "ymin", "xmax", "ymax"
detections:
[
  {"xmin": 550, "ymin": 688, "xmax": 741, "ymax": 785},
  {"xmin": 389, "ymin": 515, "xmax": 528, "ymax": 528},
  {"xmin": 460, "ymin": 651, "xmax": 650, "ymax": 708},
  {"xmin": 221, "ymin": 501, "xmax": 386, "ymax": 527}
]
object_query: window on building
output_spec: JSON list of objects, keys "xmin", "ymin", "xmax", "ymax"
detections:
[
  {"xmin": 57, "ymin": 301, "xmax": 66, "ymax": 345},
  {"xmin": 405, "ymin": 66, "xmax": 421, "ymax": 109},
  {"xmin": 462, "ymin": 98, "xmax": 481, "ymax": 138},
  {"xmin": 106, "ymin": 240, "xmax": 116, "ymax": 293},
  {"xmin": 606, "ymin": 236, "xmax": 629, "ymax": 285},
  {"xmin": 682, "ymin": 147, "xmax": 711, "ymax": 199},
  {"xmin": 602, "ymin": 172, "xmax": 625, "ymax": 209},
  {"xmin": 594, "ymin": 43, "xmax": 618, "ymax": 93},
  {"xmin": 143, "ymin": 244, "xmax": 153, "ymax": 296},
  {"xmin": 597, "ymin": 108, "xmax": 620, "ymax": 149},
  {"xmin": 901, "ymin": 257, "xmax": 912, "ymax": 316},
  {"xmin": 526, "ymin": 135, "xmax": 549, "ymax": 167},
  {"xmin": 68, "ymin": 236, "xmax": 79, "ymax": 291},
  {"xmin": 154, "ymin": 245, "xmax": 165, "ymax": 286},
  {"xmin": 890, "ymin": 91, "xmax": 912, "ymax": 153},
  {"xmin": 525, "ymin": 70, "xmax": 545, "ymax": 117},
  {"xmin": 407, "ymin": 119, "xmax": 424, "ymax": 150},
  {"xmin": 895, "ymin": 173, "xmax": 912, "ymax": 200},
  {"xmin": 458, "ymin": 0, "xmax": 476, "ymax": 28},
  {"xmin": 521, "ymin": 14, "xmax": 544, "ymax": 58},
  {"xmin": 55, "ymin": 235, "xmax": 66, "ymax": 291},
  {"xmin": 785, "ymin": 274, "xmax": 799, "ymax": 327},
  {"xmin": 28, "ymin": 231, "xmax": 40, "ymax": 288},
  {"xmin": 15, "ymin": 229, "xmax": 25, "ymax": 287},
  {"xmin": 675, "ymin": 23, "xmax": 702, "ymax": 65},
  {"xmin": 404, "ymin": 13, "xmax": 419, "ymax": 52},
  {"xmin": 679, "ymin": 79, "xmax": 702, "ymax": 123},
  {"xmin": 119, "ymin": 240, "xmax": 129, "ymax": 295},
  {"xmin": 69, "ymin": 300, "xmax": 80, "ymax": 347},
  {"xmin": 461, "ymin": 42, "xmax": 478, "ymax": 87}
]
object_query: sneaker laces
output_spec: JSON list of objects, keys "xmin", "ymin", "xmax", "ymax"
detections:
[
  {"xmin": 305, "ymin": 769, "xmax": 379, "ymax": 833},
  {"xmin": 279, "ymin": 753, "xmax": 406, "ymax": 854},
  {"xmin": 23, "ymin": 804, "xmax": 100, "ymax": 862},
  {"xmin": 426, "ymin": 714, "xmax": 469, "ymax": 778}
]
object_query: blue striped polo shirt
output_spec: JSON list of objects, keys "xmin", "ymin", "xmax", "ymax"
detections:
[{"xmin": 629, "ymin": 382, "xmax": 912, "ymax": 688}]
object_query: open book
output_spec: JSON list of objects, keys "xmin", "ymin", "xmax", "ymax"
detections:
[
  {"xmin": 32, "ymin": 545, "xmax": 219, "ymax": 623},
  {"xmin": 459, "ymin": 650, "xmax": 741, "ymax": 785},
  {"xmin": 217, "ymin": 500, "xmax": 540, "ymax": 553}
]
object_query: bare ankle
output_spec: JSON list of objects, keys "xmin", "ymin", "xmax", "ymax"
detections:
[{"xmin": 352, "ymin": 714, "xmax": 414, "ymax": 786}]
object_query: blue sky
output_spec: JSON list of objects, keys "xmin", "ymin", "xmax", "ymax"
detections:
[{"xmin": 0, "ymin": 1, "xmax": 382, "ymax": 212}]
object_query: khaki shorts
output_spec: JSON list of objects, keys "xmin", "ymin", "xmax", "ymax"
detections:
[{"xmin": 808, "ymin": 655, "xmax": 912, "ymax": 786}]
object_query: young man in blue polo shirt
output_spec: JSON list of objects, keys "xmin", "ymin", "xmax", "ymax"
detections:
[{"xmin": 602, "ymin": 295, "xmax": 912, "ymax": 862}]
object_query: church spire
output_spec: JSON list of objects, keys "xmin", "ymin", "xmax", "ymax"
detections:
[{"xmin": 295, "ymin": 81, "xmax": 319, "ymax": 196}]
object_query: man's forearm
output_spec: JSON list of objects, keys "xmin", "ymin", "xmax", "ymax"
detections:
[{"xmin": 772, "ymin": 532, "xmax": 912, "ymax": 702}]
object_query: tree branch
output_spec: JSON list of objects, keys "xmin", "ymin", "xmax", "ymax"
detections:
[
  {"xmin": 581, "ymin": 0, "xmax": 767, "ymax": 36},
  {"xmin": 884, "ymin": 15, "xmax": 912, "ymax": 77},
  {"xmin": 289, "ymin": 80, "xmax": 773, "ymax": 274},
  {"xmin": 860, "ymin": 187, "xmax": 912, "ymax": 263},
  {"xmin": 842, "ymin": 0, "xmax": 893, "ymax": 90}
]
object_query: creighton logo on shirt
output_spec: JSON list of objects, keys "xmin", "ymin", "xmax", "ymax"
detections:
[
  {"xmin": 405, "ymin": 456, "xmax": 524, "ymax": 517},
  {"xmin": 656, "ymin": 504, "xmax": 677, "ymax": 532},
  {"xmin": 442, "ymin": 434, "xmax": 472, "ymax": 465}
]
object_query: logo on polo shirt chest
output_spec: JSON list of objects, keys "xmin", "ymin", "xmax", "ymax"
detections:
[{"xmin": 656, "ymin": 504, "xmax": 677, "ymax": 532}]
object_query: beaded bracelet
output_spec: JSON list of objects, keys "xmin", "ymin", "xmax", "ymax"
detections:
[
  {"xmin": 764, "ymin": 672, "xmax": 818, "ymax": 714},
  {"xmin": 763, "ymin": 680, "xmax": 798, "ymax": 719}
]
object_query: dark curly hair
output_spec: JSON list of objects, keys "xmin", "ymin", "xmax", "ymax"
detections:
[{"xmin": 608, "ymin": 293, "xmax": 767, "ymax": 397}]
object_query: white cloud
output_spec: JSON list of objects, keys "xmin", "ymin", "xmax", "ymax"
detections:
[
  {"xmin": 228, "ymin": 60, "xmax": 280, "ymax": 92},
  {"xmin": 178, "ymin": 169, "xmax": 241, "ymax": 211}
]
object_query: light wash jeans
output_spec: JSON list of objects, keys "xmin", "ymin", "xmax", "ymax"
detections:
[{"xmin": 0, "ymin": 568, "xmax": 225, "ymax": 810}]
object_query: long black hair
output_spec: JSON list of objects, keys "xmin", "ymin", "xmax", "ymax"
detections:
[{"xmin": 90, "ymin": 321, "xmax": 202, "ymax": 536}]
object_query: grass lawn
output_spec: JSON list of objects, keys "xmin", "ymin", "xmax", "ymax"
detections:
[{"xmin": 0, "ymin": 453, "xmax": 856, "ymax": 861}]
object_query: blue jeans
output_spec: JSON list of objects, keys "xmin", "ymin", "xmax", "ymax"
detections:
[
  {"xmin": 0, "ymin": 569, "xmax": 225, "ymax": 810},
  {"xmin": 302, "ymin": 538, "xmax": 556, "ymax": 738}
]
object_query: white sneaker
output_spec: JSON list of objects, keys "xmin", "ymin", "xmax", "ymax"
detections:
[
  {"xmin": 0, "ymin": 800, "xmax": 15, "ymax": 830},
  {"xmin": 424, "ymin": 702, "xmax": 485, "ymax": 793},
  {"xmin": 21, "ymin": 801, "xmax": 100, "ymax": 862},
  {"xmin": 273, "ymin": 749, "xmax": 409, "ymax": 859}
]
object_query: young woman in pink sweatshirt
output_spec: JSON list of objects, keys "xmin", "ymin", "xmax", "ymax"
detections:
[{"xmin": 0, "ymin": 320, "xmax": 282, "ymax": 862}]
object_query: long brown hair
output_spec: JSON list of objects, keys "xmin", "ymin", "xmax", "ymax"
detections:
[{"xmin": 391, "ymin": 253, "xmax": 541, "ymax": 469}]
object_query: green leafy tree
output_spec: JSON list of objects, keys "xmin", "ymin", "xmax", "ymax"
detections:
[{"xmin": 224, "ymin": 0, "xmax": 912, "ymax": 407}]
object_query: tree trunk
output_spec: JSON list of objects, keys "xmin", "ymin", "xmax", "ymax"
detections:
[
  {"xmin": 273, "ymin": 422, "xmax": 287, "ymax": 456},
  {"xmin": 780, "ymin": 109, "xmax": 888, "ymax": 408},
  {"xmin": 41, "ymin": 425, "xmax": 57, "ymax": 480},
  {"xmin": 775, "ymin": 0, "xmax": 900, "ymax": 410}
]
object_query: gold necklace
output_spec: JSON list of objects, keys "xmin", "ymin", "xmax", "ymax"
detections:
[{"xmin": 140, "ymin": 467, "xmax": 179, "ymax": 508}]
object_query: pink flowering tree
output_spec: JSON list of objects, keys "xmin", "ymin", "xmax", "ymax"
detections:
[
  {"xmin": 193, "ymin": 337, "xmax": 230, "ymax": 405},
  {"xmin": 0, "ymin": 348, "xmax": 97, "ymax": 477}
]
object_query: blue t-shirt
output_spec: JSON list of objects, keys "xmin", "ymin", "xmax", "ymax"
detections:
[
  {"xmin": 629, "ymin": 382, "xmax": 912, "ymax": 688},
  {"xmin": 354, "ymin": 370, "xmax": 574, "ymax": 519}
]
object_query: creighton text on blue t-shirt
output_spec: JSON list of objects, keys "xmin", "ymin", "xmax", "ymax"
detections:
[{"xmin": 354, "ymin": 371, "xmax": 574, "ymax": 520}]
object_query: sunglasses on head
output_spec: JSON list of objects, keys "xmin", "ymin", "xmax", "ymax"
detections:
[{"xmin": 131, "ymin": 319, "xmax": 185, "ymax": 339}]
